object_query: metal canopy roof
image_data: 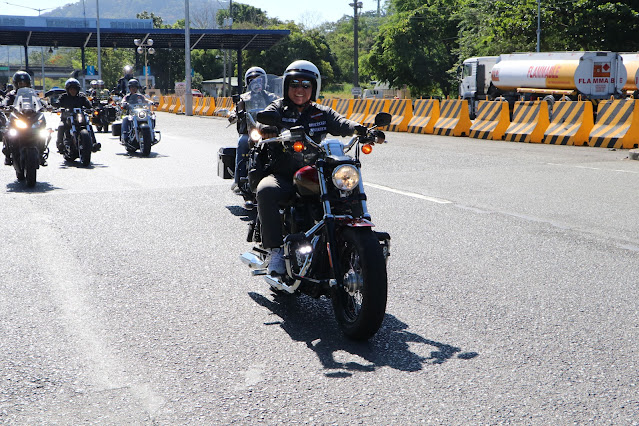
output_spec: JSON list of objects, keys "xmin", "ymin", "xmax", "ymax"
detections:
[{"xmin": 0, "ymin": 26, "xmax": 290, "ymax": 51}]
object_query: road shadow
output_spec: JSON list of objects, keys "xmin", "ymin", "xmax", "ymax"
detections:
[
  {"xmin": 225, "ymin": 205, "xmax": 257, "ymax": 222},
  {"xmin": 248, "ymin": 291, "xmax": 479, "ymax": 377},
  {"xmin": 115, "ymin": 151, "xmax": 167, "ymax": 159},
  {"xmin": 5, "ymin": 180, "xmax": 60, "ymax": 193},
  {"xmin": 57, "ymin": 160, "xmax": 109, "ymax": 170}
]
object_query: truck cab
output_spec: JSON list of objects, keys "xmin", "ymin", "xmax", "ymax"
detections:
[{"xmin": 459, "ymin": 56, "xmax": 498, "ymax": 118}]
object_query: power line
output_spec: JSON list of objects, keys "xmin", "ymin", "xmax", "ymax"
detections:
[{"xmin": 3, "ymin": 1, "xmax": 53, "ymax": 15}]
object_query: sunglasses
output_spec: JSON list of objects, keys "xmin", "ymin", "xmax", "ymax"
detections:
[{"xmin": 290, "ymin": 80, "xmax": 312, "ymax": 89}]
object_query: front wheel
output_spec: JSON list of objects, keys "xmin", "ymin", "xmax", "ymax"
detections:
[
  {"xmin": 331, "ymin": 227, "xmax": 388, "ymax": 340},
  {"xmin": 79, "ymin": 129, "xmax": 92, "ymax": 166},
  {"xmin": 25, "ymin": 148, "xmax": 38, "ymax": 187},
  {"xmin": 140, "ymin": 126, "xmax": 153, "ymax": 156}
]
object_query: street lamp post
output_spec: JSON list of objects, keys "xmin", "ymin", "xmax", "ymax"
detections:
[
  {"xmin": 349, "ymin": 1, "xmax": 363, "ymax": 94},
  {"xmin": 134, "ymin": 38, "xmax": 155, "ymax": 89}
]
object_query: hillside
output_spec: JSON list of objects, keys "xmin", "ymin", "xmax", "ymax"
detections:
[{"xmin": 42, "ymin": 0, "xmax": 230, "ymax": 27}]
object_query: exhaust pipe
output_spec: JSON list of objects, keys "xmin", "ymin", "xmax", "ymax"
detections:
[
  {"xmin": 264, "ymin": 275, "xmax": 295, "ymax": 294},
  {"xmin": 240, "ymin": 252, "xmax": 265, "ymax": 269}
]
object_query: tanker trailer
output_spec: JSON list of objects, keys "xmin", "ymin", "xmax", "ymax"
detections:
[
  {"xmin": 621, "ymin": 52, "xmax": 639, "ymax": 97},
  {"xmin": 489, "ymin": 51, "xmax": 626, "ymax": 111}
]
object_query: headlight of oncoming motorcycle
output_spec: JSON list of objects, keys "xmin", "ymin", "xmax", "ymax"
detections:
[
  {"xmin": 39, "ymin": 129, "xmax": 50, "ymax": 139},
  {"xmin": 137, "ymin": 110, "xmax": 148, "ymax": 120},
  {"xmin": 249, "ymin": 128, "xmax": 261, "ymax": 142},
  {"xmin": 76, "ymin": 113, "xmax": 84, "ymax": 123},
  {"xmin": 14, "ymin": 119, "xmax": 28, "ymax": 129},
  {"xmin": 332, "ymin": 165, "xmax": 360, "ymax": 191}
]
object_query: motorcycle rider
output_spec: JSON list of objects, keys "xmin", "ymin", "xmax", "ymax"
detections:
[
  {"xmin": 95, "ymin": 80, "xmax": 111, "ymax": 101},
  {"xmin": 2, "ymin": 71, "xmax": 47, "ymax": 166},
  {"xmin": 117, "ymin": 65, "xmax": 134, "ymax": 95},
  {"xmin": 255, "ymin": 60, "xmax": 368, "ymax": 275},
  {"xmin": 54, "ymin": 78, "xmax": 100, "ymax": 154},
  {"xmin": 87, "ymin": 79, "xmax": 98, "ymax": 98},
  {"xmin": 120, "ymin": 79, "xmax": 152, "ymax": 146},
  {"xmin": 228, "ymin": 66, "xmax": 279, "ymax": 198}
]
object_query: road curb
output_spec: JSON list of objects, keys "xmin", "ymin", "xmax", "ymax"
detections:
[{"xmin": 630, "ymin": 149, "xmax": 639, "ymax": 161}]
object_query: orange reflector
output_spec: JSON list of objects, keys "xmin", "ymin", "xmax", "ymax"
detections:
[
  {"xmin": 361, "ymin": 144, "xmax": 373, "ymax": 154},
  {"xmin": 293, "ymin": 141, "xmax": 304, "ymax": 152}
]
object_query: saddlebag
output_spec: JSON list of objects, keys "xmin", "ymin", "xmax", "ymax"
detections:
[{"xmin": 217, "ymin": 146, "xmax": 236, "ymax": 179}]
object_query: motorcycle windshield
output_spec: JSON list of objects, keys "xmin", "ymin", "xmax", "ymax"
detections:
[{"xmin": 13, "ymin": 88, "xmax": 44, "ymax": 113}]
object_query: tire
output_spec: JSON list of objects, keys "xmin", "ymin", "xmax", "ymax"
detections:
[
  {"xmin": 79, "ymin": 129, "xmax": 92, "ymax": 166},
  {"xmin": 140, "ymin": 126, "xmax": 153, "ymax": 156},
  {"xmin": 25, "ymin": 148, "xmax": 39, "ymax": 187},
  {"xmin": 331, "ymin": 227, "xmax": 388, "ymax": 340}
]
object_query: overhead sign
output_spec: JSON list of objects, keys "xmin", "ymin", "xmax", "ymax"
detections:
[{"xmin": 86, "ymin": 65, "xmax": 96, "ymax": 76}]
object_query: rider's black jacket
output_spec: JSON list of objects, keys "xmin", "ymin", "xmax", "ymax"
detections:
[
  {"xmin": 57, "ymin": 92, "xmax": 92, "ymax": 111},
  {"xmin": 260, "ymin": 98, "xmax": 363, "ymax": 177}
]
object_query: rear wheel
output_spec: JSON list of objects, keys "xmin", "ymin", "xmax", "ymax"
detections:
[
  {"xmin": 141, "ymin": 126, "xmax": 153, "ymax": 157},
  {"xmin": 331, "ymin": 227, "xmax": 388, "ymax": 340},
  {"xmin": 25, "ymin": 148, "xmax": 38, "ymax": 187},
  {"xmin": 79, "ymin": 129, "xmax": 92, "ymax": 166}
]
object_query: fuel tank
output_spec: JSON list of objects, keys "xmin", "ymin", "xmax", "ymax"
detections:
[{"xmin": 294, "ymin": 165, "xmax": 320, "ymax": 196}]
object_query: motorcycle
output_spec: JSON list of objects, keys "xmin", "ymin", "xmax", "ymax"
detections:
[
  {"xmin": 90, "ymin": 97, "xmax": 118, "ymax": 133},
  {"xmin": 2, "ymin": 87, "xmax": 51, "ymax": 187},
  {"xmin": 59, "ymin": 107, "xmax": 101, "ymax": 167},
  {"xmin": 223, "ymin": 93, "xmax": 264, "ymax": 206},
  {"xmin": 240, "ymin": 111, "xmax": 393, "ymax": 341},
  {"xmin": 113, "ymin": 99, "xmax": 160, "ymax": 156}
]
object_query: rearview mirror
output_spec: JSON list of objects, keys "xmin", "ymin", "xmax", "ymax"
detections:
[
  {"xmin": 375, "ymin": 112, "xmax": 392, "ymax": 127},
  {"xmin": 232, "ymin": 94, "xmax": 241, "ymax": 104}
]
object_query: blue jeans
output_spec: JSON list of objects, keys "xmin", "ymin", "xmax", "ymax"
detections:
[
  {"xmin": 121, "ymin": 116, "xmax": 131, "ymax": 143},
  {"xmin": 234, "ymin": 134, "xmax": 250, "ymax": 186}
]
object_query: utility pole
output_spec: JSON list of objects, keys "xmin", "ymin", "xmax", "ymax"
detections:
[
  {"xmin": 349, "ymin": 2, "xmax": 363, "ymax": 95},
  {"xmin": 536, "ymin": 0, "xmax": 541, "ymax": 52},
  {"xmin": 97, "ymin": 0, "xmax": 102, "ymax": 79},
  {"xmin": 185, "ymin": 0, "xmax": 193, "ymax": 116}
]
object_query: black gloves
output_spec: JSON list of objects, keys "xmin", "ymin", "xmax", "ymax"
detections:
[{"xmin": 354, "ymin": 125, "xmax": 368, "ymax": 135}]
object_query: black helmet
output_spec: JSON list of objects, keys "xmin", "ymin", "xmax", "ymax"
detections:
[
  {"xmin": 283, "ymin": 60, "xmax": 321, "ymax": 102},
  {"xmin": 65, "ymin": 78, "xmax": 81, "ymax": 93},
  {"xmin": 127, "ymin": 79, "xmax": 140, "ymax": 88},
  {"xmin": 12, "ymin": 71, "xmax": 32, "ymax": 88},
  {"xmin": 6, "ymin": 84, "xmax": 14, "ymax": 92}
]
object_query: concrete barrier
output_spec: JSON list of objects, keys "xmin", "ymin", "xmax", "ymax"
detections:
[
  {"xmin": 161, "ymin": 96, "xmax": 175, "ymax": 112},
  {"xmin": 503, "ymin": 100, "xmax": 550, "ymax": 143},
  {"xmin": 386, "ymin": 99, "xmax": 413, "ymax": 132},
  {"xmin": 362, "ymin": 99, "xmax": 390, "ymax": 127},
  {"xmin": 214, "ymin": 97, "xmax": 233, "ymax": 117},
  {"xmin": 193, "ymin": 97, "xmax": 205, "ymax": 115},
  {"xmin": 349, "ymin": 99, "xmax": 371, "ymax": 124},
  {"xmin": 168, "ymin": 97, "xmax": 181, "ymax": 114},
  {"xmin": 407, "ymin": 99, "xmax": 440, "ymax": 134},
  {"xmin": 468, "ymin": 100, "xmax": 510, "ymax": 140},
  {"xmin": 588, "ymin": 99, "xmax": 639, "ymax": 149},
  {"xmin": 433, "ymin": 99, "xmax": 472, "ymax": 137},
  {"xmin": 544, "ymin": 101, "xmax": 594, "ymax": 146},
  {"xmin": 201, "ymin": 97, "xmax": 216, "ymax": 116},
  {"xmin": 332, "ymin": 98, "xmax": 354, "ymax": 119}
]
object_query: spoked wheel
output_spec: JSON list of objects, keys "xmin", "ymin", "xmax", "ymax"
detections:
[
  {"xmin": 79, "ymin": 129, "xmax": 92, "ymax": 166},
  {"xmin": 331, "ymin": 227, "xmax": 388, "ymax": 340}
]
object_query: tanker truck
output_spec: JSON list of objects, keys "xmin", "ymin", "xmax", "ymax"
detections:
[
  {"xmin": 621, "ymin": 53, "xmax": 639, "ymax": 97},
  {"xmin": 459, "ymin": 51, "xmax": 627, "ymax": 118}
]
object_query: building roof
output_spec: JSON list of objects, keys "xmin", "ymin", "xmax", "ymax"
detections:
[{"xmin": 0, "ymin": 26, "xmax": 290, "ymax": 51}]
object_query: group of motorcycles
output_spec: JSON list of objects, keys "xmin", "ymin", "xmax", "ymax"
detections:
[
  {"xmin": 220, "ymin": 94, "xmax": 393, "ymax": 341},
  {"xmin": 0, "ymin": 88, "xmax": 160, "ymax": 187}
]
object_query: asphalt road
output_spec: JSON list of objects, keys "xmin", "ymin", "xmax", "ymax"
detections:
[{"xmin": 1, "ymin": 111, "xmax": 638, "ymax": 424}]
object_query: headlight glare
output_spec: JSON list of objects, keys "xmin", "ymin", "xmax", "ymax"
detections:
[
  {"xmin": 332, "ymin": 165, "xmax": 360, "ymax": 191},
  {"xmin": 15, "ymin": 119, "xmax": 28, "ymax": 129},
  {"xmin": 249, "ymin": 128, "xmax": 261, "ymax": 142},
  {"xmin": 137, "ymin": 110, "xmax": 148, "ymax": 120}
]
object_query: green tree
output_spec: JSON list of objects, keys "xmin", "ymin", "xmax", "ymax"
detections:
[{"xmin": 362, "ymin": 0, "xmax": 461, "ymax": 97}]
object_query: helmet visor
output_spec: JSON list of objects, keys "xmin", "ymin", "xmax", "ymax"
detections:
[{"xmin": 248, "ymin": 77, "xmax": 264, "ymax": 92}]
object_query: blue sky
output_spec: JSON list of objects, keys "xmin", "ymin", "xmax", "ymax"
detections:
[{"xmin": 4, "ymin": 0, "xmax": 378, "ymax": 26}]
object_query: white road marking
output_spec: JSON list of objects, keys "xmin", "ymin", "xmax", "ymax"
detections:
[{"xmin": 364, "ymin": 182, "xmax": 453, "ymax": 204}]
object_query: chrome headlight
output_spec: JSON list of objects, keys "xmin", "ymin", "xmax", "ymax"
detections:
[
  {"xmin": 137, "ymin": 110, "xmax": 148, "ymax": 120},
  {"xmin": 76, "ymin": 113, "xmax": 84, "ymax": 123},
  {"xmin": 332, "ymin": 165, "xmax": 360, "ymax": 191}
]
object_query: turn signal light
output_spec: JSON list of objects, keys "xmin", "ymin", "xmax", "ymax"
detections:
[
  {"xmin": 361, "ymin": 144, "xmax": 373, "ymax": 154},
  {"xmin": 293, "ymin": 141, "xmax": 304, "ymax": 152}
]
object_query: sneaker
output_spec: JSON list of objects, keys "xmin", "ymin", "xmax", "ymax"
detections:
[
  {"xmin": 266, "ymin": 247, "xmax": 286, "ymax": 275},
  {"xmin": 231, "ymin": 182, "xmax": 241, "ymax": 194},
  {"xmin": 92, "ymin": 142, "xmax": 102, "ymax": 152}
]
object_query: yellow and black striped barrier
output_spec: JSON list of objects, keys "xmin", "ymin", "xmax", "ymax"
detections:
[
  {"xmin": 362, "ymin": 99, "xmax": 390, "ymax": 127},
  {"xmin": 386, "ymin": 99, "xmax": 413, "ymax": 132},
  {"xmin": 349, "ymin": 99, "xmax": 371, "ymax": 124},
  {"xmin": 407, "ymin": 99, "xmax": 440, "ymax": 134},
  {"xmin": 544, "ymin": 101, "xmax": 594, "ymax": 146},
  {"xmin": 503, "ymin": 101, "xmax": 550, "ymax": 143},
  {"xmin": 333, "ymin": 98, "xmax": 354, "ymax": 120},
  {"xmin": 588, "ymin": 99, "xmax": 639, "ymax": 149},
  {"xmin": 468, "ymin": 100, "xmax": 510, "ymax": 140},
  {"xmin": 433, "ymin": 99, "xmax": 472, "ymax": 137}
]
